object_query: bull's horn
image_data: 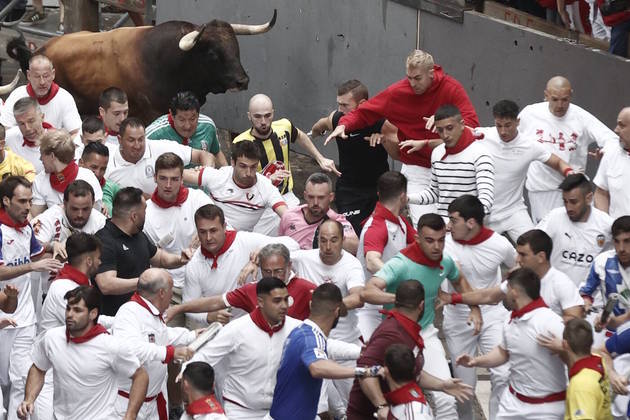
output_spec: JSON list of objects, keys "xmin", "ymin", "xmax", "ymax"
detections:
[
  {"xmin": 179, "ymin": 24, "xmax": 208, "ymax": 51},
  {"xmin": 0, "ymin": 69, "xmax": 22, "ymax": 95},
  {"xmin": 231, "ymin": 9, "xmax": 277, "ymax": 35}
]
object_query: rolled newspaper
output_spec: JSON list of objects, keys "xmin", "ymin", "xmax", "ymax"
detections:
[{"xmin": 188, "ymin": 322, "xmax": 223, "ymax": 352}]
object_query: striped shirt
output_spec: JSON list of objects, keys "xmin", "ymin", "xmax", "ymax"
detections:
[{"xmin": 409, "ymin": 140, "xmax": 494, "ymax": 217}]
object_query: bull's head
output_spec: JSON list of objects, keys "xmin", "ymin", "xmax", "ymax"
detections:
[{"xmin": 0, "ymin": 69, "xmax": 22, "ymax": 95}]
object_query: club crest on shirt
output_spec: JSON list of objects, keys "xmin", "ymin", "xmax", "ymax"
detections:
[
  {"xmin": 148, "ymin": 333, "xmax": 155, "ymax": 343},
  {"xmin": 145, "ymin": 165, "xmax": 155, "ymax": 178},
  {"xmin": 200, "ymin": 141, "xmax": 208, "ymax": 151},
  {"xmin": 597, "ymin": 234, "xmax": 605, "ymax": 248},
  {"xmin": 246, "ymin": 193, "xmax": 255, "ymax": 201},
  {"xmin": 322, "ymin": 276, "xmax": 334, "ymax": 284}
]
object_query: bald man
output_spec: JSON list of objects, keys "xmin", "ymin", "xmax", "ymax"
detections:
[
  {"xmin": 519, "ymin": 76, "xmax": 617, "ymax": 223},
  {"xmin": 1, "ymin": 55, "xmax": 81, "ymax": 134},
  {"xmin": 233, "ymin": 94, "xmax": 340, "ymax": 235},
  {"xmin": 112, "ymin": 268, "xmax": 197, "ymax": 420}
]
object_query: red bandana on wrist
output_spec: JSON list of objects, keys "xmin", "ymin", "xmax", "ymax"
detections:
[
  {"xmin": 167, "ymin": 113, "xmax": 190, "ymax": 145},
  {"xmin": 66, "ymin": 323, "xmax": 108, "ymax": 343},
  {"xmin": 385, "ymin": 382, "xmax": 427, "ymax": 405},
  {"xmin": 440, "ymin": 128, "xmax": 481, "ymax": 160},
  {"xmin": 50, "ymin": 161, "xmax": 79, "ymax": 193},
  {"xmin": 23, "ymin": 121, "xmax": 53, "ymax": 148},
  {"xmin": 250, "ymin": 307, "xmax": 285, "ymax": 336},
  {"xmin": 54, "ymin": 264, "xmax": 90, "ymax": 286},
  {"xmin": 400, "ymin": 242, "xmax": 442, "ymax": 268},
  {"xmin": 200, "ymin": 230, "xmax": 237, "ymax": 269},
  {"xmin": 130, "ymin": 292, "xmax": 165, "ymax": 322},
  {"xmin": 26, "ymin": 82, "xmax": 60, "ymax": 105},
  {"xmin": 510, "ymin": 297, "xmax": 547, "ymax": 321},
  {"xmin": 0, "ymin": 209, "xmax": 28, "ymax": 231},
  {"xmin": 379, "ymin": 309, "xmax": 424, "ymax": 350},
  {"xmin": 150, "ymin": 187, "xmax": 189, "ymax": 209},
  {"xmin": 454, "ymin": 227, "xmax": 494, "ymax": 246},
  {"xmin": 568, "ymin": 354, "xmax": 605, "ymax": 379},
  {"xmin": 186, "ymin": 395, "xmax": 225, "ymax": 415}
]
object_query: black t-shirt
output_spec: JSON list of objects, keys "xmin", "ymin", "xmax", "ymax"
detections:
[
  {"xmin": 332, "ymin": 111, "xmax": 389, "ymax": 188},
  {"xmin": 94, "ymin": 220, "xmax": 158, "ymax": 316}
]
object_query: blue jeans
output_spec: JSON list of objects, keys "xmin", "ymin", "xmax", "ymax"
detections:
[{"xmin": 610, "ymin": 18, "xmax": 630, "ymax": 57}]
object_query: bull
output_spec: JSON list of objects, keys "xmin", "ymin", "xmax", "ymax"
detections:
[{"xmin": 6, "ymin": 10, "xmax": 276, "ymax": 123}]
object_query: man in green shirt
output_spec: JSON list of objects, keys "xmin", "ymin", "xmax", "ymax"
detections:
[
  {"xmin": 145, "ymin": 91, "xmax": 227, "ymax": 167},
  {"xmin": 362, "ymin": 212, "xmax": 481, "ymax": 420},
  {"xmin": 79, "ymin": 142, "xmax": 119, "ymax": 217}
]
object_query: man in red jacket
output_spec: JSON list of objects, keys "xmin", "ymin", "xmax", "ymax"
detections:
[{"xmin": 325, "ymin": 50, "xmax": 479, "ymax": 226}]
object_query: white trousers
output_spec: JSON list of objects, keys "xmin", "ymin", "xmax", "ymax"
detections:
[
  {"xmin": 401, "ymin": 164, "xmax": 436, "ymax": 227},
  {"xmin": 223, "ymin": 400, "xmax": 268, "ymax": 420},
  {"xmin": 486, "ymin": 208, "xmax": 534, "ymax": 243},
  {"xmin": 421, "ymin": 325, "xmax": 458, "ymax": 420},
  {"xmin": 527, "ymin": 190, "xmax": 563, "ymax": 224},
  {"xmin": 496, "ymin": 387, "xmax": 564, "ymax": 420},
  {"xmin": 357, "ymin": 303, "xmax": 382, "ymax": 342},
  {"xmin": 254, "ymin": 191, "xmax": 299, "ymax": 236}
]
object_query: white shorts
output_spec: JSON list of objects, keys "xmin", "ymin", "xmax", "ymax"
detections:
[
  {"xmin": 223, "ymin": 400, "xmax": 268, "ymax": 420},
  {"xmin": 527, "ymin": 190, "xmax": 563, "ymax": 224},
  {"xmin": 254, "ymin": 191, "xmax": 299, "ymax": 236},
  {"xmin": 401, "ymin": 164, "xmax": 436, "ymax": 227},
  {"xmin": 496, "ymin": 386, "xmax": 564, "ymax": 420}
]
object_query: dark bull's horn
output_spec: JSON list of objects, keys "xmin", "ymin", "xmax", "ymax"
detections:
[
  {"xmin": 230, "ymin": 9, "xmax": 277, "ymax": 35},
  {"xmin": 0, "ymin": 69, "xmax": 22, "ymax": 95}
]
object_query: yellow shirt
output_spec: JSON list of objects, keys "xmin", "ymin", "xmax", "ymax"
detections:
[
  {"xmin": 0, "ymin": 149, "xmax": 36, "ymax": 182},
  {"xmin": 565, "ymin": 354, "xmax": 613, "ymax": 420}
]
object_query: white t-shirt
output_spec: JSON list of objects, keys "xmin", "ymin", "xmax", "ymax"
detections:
[
  {"xmin": 0, "ymin": 85, "xmax": 82, "ymax": 132},
  {"xmin": 144, "ymin": 189, "xmax": 213, "ymax": 288},
  {"xmin": 31, "ymin": 326, "xmax": 141, "ymax": 420},
  {"xmin": 198, "ymin": 166, "xmax": 285, "ymax": 232},
  {"xmin": 290, "ymin": 249, "xmax": 365, "ymax": 343},
  {"xmin": 519, "ymin": 102, "xmax": 616, "ymax": 192},
  {"xmin": 476, "ymin": 128, "xmax": 551, "ymax": 222},
  {"xmin": 538, "ymin": 206, "xmax": 613, "ymax": 286},
  {"xmin": 32, "ymin": 167, "xmax": 103, "ymax": 209},
  {"xmin": 593, "ymin": 141, "xmax": 630, "ymax": 219},
  {"xmin": 105, "ymin": 140, "xmax": 192, "ymax": 194},
  {"xmin": 5, "ymin": 126, "xmax": 44, "ymax": 173}
]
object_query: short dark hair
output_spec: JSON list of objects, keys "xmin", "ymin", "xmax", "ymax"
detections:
[
  {"xmin": 66, "ymin": 233, "xmax": 102, "ymax": 266},
  {"xmin": 169, "ymin": 91, "xmax": 201, "ymax": 115},
  {"xmin": 516, "ymin": 229, "xmax": 552, "ymax": 260},
  {"xmin": 563, "ymin": 318, "xmax": 593, "ymax": 356},
  {"xmin": 0, "ymin": 124, "xmax": 5, "ymax": 140},
  {"xmin": 417, "ymin": 213, "xmax": 445, "ymax": 232},
  {"xmin": 155, "ymin": 152, "xmax": 184, "ymax": 175},
  {"xmin": 394, "ymin": 280, "xmax": 425, "ymax": 310},
  {"xmin": 377, "ymin": 171, "xmax": 407, "ymax": 203},
  {"xmin": 182, "ymin": 361, "xmax": 215, "ymax": 394},
  {"xmin": 230, "ymin": 140, "xmax": 260, "ymax": 163},
  {"xmin": 64, "ymin": 286, "xmax": 101, "ymax": 318},
  {"xmin": 119, "ymin": 117, "xmax": 144, "ymax": 137},
  {"xmin": 112, "ymin": 187, "xmax": 143, "ymax": 218},
  {"xmin": 558, "ymin": 173, "xmax": 591, "ymax": 194},
  {"xmin": 81, "ymin": 141, "xmax": 110, "ymax": 160},
  {"xmin": 612, "ymin": 216, "xmax": 630, "ymax": 239},
  {"xmin": 434, "ymin": 104, "xmax": 462, "ymax": 122},
  {"xmin": 384, "ymin": 344, "xmax": 416, "ymax": 383},
  {"xmin": 337, "ymin": 79, "xmax": 368, "ymax": 102},
  {"xmin": 492, "ymin": 100, "xmax": 520, "ymax": 120},
  {"xmin": 256, "ymin": 276, "xmax": 287, "ymax": 296},
  {"xmin": 0, "ymin": 176, "xmax": 31, "ymax": 209},
  {"xmin": 194, "ymin": 204, "xmax": 225, "ymax": 226},
  {"xmin": 448, "ymin": 194, "xmax": 484, "ymax": 225},
  {"xmin": 310, "ymin": 283, "xmax": 345, "ymax": 317},
  {"xmin": 82, "ymin": 116, "xmax": 105, "ymax": 134},
  {"xmin": 64, "ymin": 180, "xmax": 95, "ymax": 203},
  {"xmin": 99, "ymin": 87, "xmax": 127, "ymax": 110},
  {"xmin": 305, "ymin": 172, "xmax": 333, "ymax": 191},
  {"xmin": 507, "ymin": 267, "xmax": 540, "ymax": 300}
]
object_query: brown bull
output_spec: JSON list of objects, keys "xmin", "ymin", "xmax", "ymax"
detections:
[{"xmin": 7, "ymin": 10, "xmax": 276, "ymax": 123}]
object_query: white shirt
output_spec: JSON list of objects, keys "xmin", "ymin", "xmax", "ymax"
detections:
[
  {"xmin": 476, "ymin": 128, "xmax": 551, "ymax": 222},
  {"xmin": 501, "ymin": 306, "xmax": 566, "ymax": 397},
  {"xmin": 519, "ymin": 102, "xmax": 616, "ymax": 192},
  {"xmin": 594, "ymin": 141, "xmax": 630, "ymax": 219},
  {"xmin": 290, "ymin": 249, "xmax": 365, "ymax": 343},
  {"xmin": 181, "ymin": 413, "xmax": 228, "ymax": 420},
  {"xmin": 105, "ymin": 140, "xmax": 192, "ymax": 194},
  {"xmin": 198, "ymin": 166, "xmax": 285, "ymax": 232},
  {"xmin": 538, "ymin": 206, "xmax": 613, "ymax": 286},
  {"xmin": 183, "ymin": 231, "xmax": 299, "ymax": 327},
  {"xmin": 0, "ymin": 85, "xmax": 82, "ymax": 131},
  {"xmin": 113, "ymin": 296, "xmax": 195, "ymax": 397},
  {"xmin": 187, "ymin": 314, "xmax": 302, "ymax": 411},
  {"xmin": 5, "ymin": 126, "xmax": 44, "ymax": 173},
  {"xmin": 32, "ymin": 167, "xmax": 103, "ymax": 209},
  {"xmin": 144, "ymin": 189, "xmax": 212, "ymax": 288}
]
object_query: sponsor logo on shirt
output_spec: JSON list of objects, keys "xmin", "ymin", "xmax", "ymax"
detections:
[
  {"xmin": 145, "ymin": 165, "xmax": 155, "ymax": 178},
  {"xmin": 288, "ymin": 223, "xmax": 296, "ymax": 232},
  {"xmin": 122, "ymin": 244, "xmax": 130, "ymax": 251},
  {"xmin": 246, "ymin": 193, "xmax": 255, "ymax": 201},
  {"xmin": 6, "ymin": 256, "xmax": 31, "ymax": 266},
  {"xmin": 561, "ymin": 250, "xmax": 594, "ymax": 264}
]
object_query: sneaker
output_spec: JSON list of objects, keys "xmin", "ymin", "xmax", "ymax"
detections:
[{"xmin": 21, "ymin": 9, "xmax": 47, "ymax": 25}]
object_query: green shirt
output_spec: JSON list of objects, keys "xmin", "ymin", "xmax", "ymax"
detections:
[
  {"xmin": 102, "ymin": 179, "xmax": 120, "ymax": 217},
  {"xmin": 375, "ymin": 252, "xmax": 459, "ymax": 330},
  {"xmin": 145, "ymin": 113, "xmax": 220, "ymax": 157}
]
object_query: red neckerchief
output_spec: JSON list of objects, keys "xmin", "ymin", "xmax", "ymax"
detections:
[
  {"xmin": 130, "ymin": 292, "xmax": 165, "ymax": 323},
  {"xmin": 200, "ymin": 230, "xmax": 237, "ymax": 269},
  {"xmin": 379, "ymin": 309, "xmax": 424, "ymax": 350},
  {"xmin": 510, "ymin": 297, "xmax": 548, "ymax": 321},
  {"xmin": 372, "ymin": 202, "xmax": 407, "ymax": 232},
  {"xmin": 569, "ymin": 354, "xmax": 605, "ymax": 379},
  {"xmin": 23, "ymin": 121, "xmax": 53, "ymax": 148},
  {"xmin": 186, "ymin": 395, "xmax": 225, "ymax": 415},
  {"xmin": 167, "ymin": 113, "xmax": 190, "ymax": 145},
  {"xmin": 250, "ymin": 307, "xmax": 285, "ymax": 336},
  {"xmin": 400, "ymin": 242, "xmax": 442, "ymax": 268},
  {"xmin": 0, "ymin": 209, "xmax": 28, "ymax": 231},
  {"xmin": 151, "ymin": 187, "xmax": 189, "ymax": 209},
  {"xmin": 104, "ymin": 125, "xmax": 118, "ymax": 137},
  {"xmin": 440, "ymin": 128, "xmax": 480, "ymax": 160},
  {"xmin": 66, "ymin": 323, "xmax": 108, "ymax": 343},
  {"xmin": 54, "ymin": 264, "xmax": 90, "ymax": 286},
  {"xmin": 50, "ymin": 161, "xmax": 79, "ymax": 193},
  {"xmin": 26, "ymin": 82, "xmax": 60, "ymax": 105},
  {"xmin": 454, "ymin": 227, "xmax": 494, "ymax": 246},
  {"xmin": 98, "ymin": 176, "xmax": 106, "ymax": 187},
  {"xmin": 384, "ymin": 381, "xmax": 427, "ymax": 405}
]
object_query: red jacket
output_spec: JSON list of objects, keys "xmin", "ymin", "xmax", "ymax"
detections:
[{"xmin": 339, "ymin": 65, "xmax": 479, "ymax": 168}]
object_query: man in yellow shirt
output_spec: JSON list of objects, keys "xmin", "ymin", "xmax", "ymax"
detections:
[
  {"xmin": 564, "ymin": 318, "xmax": 613, "ymax": 420},
  {"xmin": 0, "ymin": 125, "xmax": 36, "ymax": 182}
]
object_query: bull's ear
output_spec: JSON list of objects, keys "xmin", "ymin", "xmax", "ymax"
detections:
[{"xmin": 179, "ymin": 24, "xmax": 208, "ymax": 51}]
